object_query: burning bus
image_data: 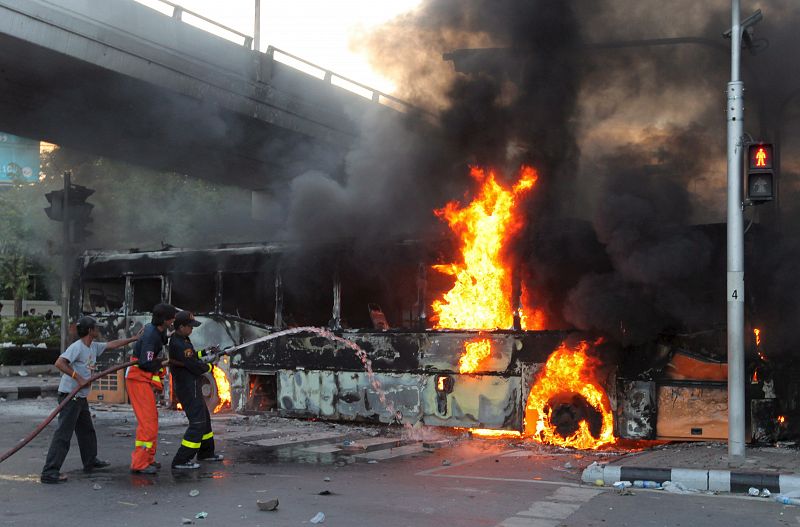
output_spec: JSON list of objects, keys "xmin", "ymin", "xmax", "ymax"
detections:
[{"xmin": 73, "ymin": 165, "xmax": 784, "ymax": 448}]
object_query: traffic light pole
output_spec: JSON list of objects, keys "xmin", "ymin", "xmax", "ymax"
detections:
[
  {"xmin": 726, "ymin": 0, "xmax": 746, "ymax": 464},
  {"xmin": 59, "ymin": 172, "xmax": 70, "ymax": 353}
]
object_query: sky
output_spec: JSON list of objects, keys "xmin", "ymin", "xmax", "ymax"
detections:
[{"xmin": 133, "ymin": 0, "xmax": 421, "ymax": 94}]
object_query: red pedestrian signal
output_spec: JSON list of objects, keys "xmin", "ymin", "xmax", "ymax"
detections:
[
  {"xmin": 745, "ymin": 143, "xmax": 775, "ymax": 203},
  {"xmin": 748, "ymin": 144, "xmax": 773, "ymax": 170}
]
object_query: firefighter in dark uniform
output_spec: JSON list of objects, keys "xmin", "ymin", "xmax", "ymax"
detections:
[{"xmin": 169, "ymin": 311, "xmax": 223, "ymax": 469}]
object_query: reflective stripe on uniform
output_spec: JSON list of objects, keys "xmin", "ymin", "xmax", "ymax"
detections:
[
  {"xmin": 135, "ymin": 440, "xmax": 153, "ymax": 448},
  {"xmin": 207, "ymin": 364, "xmax": 212, "ymax": 373},
  {"xmin": 181, "ymin": 439, "xmax": 201, "ymax": 449},
  {"xmin": 202, "ymin": 432, "xmax": 214, "ymax": 441},
  {"xmin": 151, "ymin": 375, "xmax": 161, "ymax": 382}
]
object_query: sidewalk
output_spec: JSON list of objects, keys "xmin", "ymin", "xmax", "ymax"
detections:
[{"xmin": 583, "ymin": 440, "xmax": 800, "ymax": 495}]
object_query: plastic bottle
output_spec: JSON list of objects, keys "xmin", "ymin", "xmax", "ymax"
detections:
[
  {"xmin": 775, "ymin": 496, "xmax": 800, "ymax": 506},
  {"xmin": 633, "ymin": 480, "xmax": 660, "ymax": 489}
]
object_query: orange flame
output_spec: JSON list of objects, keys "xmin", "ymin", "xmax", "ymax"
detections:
[
  {"xmin": 754, "ymin": 328, "xmax": 761, "ymax": 347},
  {"xmin": 459, "ymin": 338, "xmax": 493, "ymax": 373},
  {"xmin": 778, "ymin": 415, "xmax": 786, "ymax": 425},
  {"xmin": 212, "ymin": 366, "xmax": 231, "ymax": 413},
  {"xmin": 524, "ymin": 341, "xmax": 615, "ymax": 449},
  {"xmin": 432, "ymin": 166, "xmax": 542, "ymax": 373},
  {"xmin": 432, "ymin": 166, "xmax": 539, "ymax": 332}
]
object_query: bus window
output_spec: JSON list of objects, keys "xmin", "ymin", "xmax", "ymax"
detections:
[
  {"xmin": 171, "ymin": 273, "xmax": 215, "ymax": 313},
  {"xmin": 82, "ymin": 278, "xmax": 125, "ymax": 314},
  {"xmin": 132, "ymin": 278, "xmax": 163, "ymax": 313},
  {"xmin": 281, "ymin": 257, "xmax": 333, "ymax": 328},
  {"xmin": 221, "ymin": 272, "xmax": 276, "ymax": 324}
]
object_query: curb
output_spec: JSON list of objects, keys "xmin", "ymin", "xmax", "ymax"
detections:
[
  {"xmin": 0, "ymin": 382, "xmax": 59, "ymax": 400},
  {"xmin": 582, "ymin": 462, "xmax": 800, "ymax": 494}
]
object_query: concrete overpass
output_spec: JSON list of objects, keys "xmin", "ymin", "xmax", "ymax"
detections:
[{"xmin": 0, "ymin": 0, "xmax": 413, "ymax": 190}]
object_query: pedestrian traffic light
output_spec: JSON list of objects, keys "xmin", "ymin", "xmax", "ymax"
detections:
[
  {"xmin": 746, "ymin": 143, "xmax": 774, "ymax": 203},
  {"xmin": 67, "ymin": 184, "xmax": 94, "ymax": 243},
  {"xmin": 44, "ymin": 189, "xmax": 65, "ymax": 221},
  {"xmin": 43, "ymin": 181, "xmax": 95, "ymax": 243}
]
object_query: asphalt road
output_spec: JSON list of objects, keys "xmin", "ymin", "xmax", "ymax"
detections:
[{"xmin": 0, "ymin": 400, "xmax": 797, "ymax": 527}]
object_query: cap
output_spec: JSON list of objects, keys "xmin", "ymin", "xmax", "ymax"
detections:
[
  {"xmin": 174, "ymin": 311, "xmax": 201, "ymax": 328},
  {"xmin": 76, "ymin": 316, "xmax": 97, "ymax": 332}
]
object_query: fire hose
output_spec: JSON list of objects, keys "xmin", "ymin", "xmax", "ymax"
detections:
[{"xmin": 0, "ymin": 360, "xmax": 136, "ymax": 464}]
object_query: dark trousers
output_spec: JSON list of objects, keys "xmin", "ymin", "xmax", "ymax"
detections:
[
  {"xmin": 172, "ymin": 396, "xmax": 214, "ymax": 466},
  {"xmin": 42, "ymin": 393, "xmax": 98, "ymax": 477}
]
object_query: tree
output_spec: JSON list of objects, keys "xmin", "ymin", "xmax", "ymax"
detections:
[{"xmin": 0, "ymin": 173, "xmax": 53, "ymax": 316}]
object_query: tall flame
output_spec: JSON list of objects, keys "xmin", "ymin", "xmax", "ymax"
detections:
[
  {"xmin": 432, "ymin": 166, "xmax": 541, "ymax": 373},
  {"xmin": 524, "ymin": 341, "xmax": 615, "ymax": 449},
  {"xmin": 432, "ymin": 165, "xmax": 538, "ymax": 331},
  {"xmin": 212, "ymin": 366, "xmax": 231, "ymax": 413},
  {"xmin": 754, "ymin": 328, "xmax": 761, "ymax": 347}
]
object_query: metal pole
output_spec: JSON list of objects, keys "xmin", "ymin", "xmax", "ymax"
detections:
[
  {"xmin": 59, "ymin": 171, "xmax": 71, "ymax": 353},
  {"xmin": 726, "ymin": 0, "xmax": 746, "ymax": 464},
  {"xmin": 254, "ymin": 0, "xmax": 261, "ymax": 52}
]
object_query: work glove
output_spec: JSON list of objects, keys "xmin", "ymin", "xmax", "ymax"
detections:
[{"xmin": 199, "ymin": 345, "xmax": 221, "ymax": 364}]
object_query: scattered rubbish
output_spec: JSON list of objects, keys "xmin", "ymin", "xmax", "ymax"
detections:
[
  {"xmin": 594, "ymin": 479, "xmax": 604, "ymax": 487},
  {"xmin": 195, "ymin": 512, "xmax": 208, "ymax": 519},
  {"xmin": 367, "ymin": 460, "xmax": 378, "ymax": 464},
  {"xmin": 323, "ymin": 477, "xmax": 331, "ymax": 482},
  {"xmin": 563, "ymin": 462, "xmax": 573, "ymax": 469},
  {"xmin": 181, "ymin": 518, "xmax": 193, "ymax": 524},
  {"xmin": 762, "ymin": 489, "xmax": 772, "ymax": 498},
  {"xmin": 633, "ymin": 480, "xmax": 660, "ymax": 489},
  {"xmin": 318, "ymin": 490, "xmax": 332, "ymax": 495},
  {"xmin": 256, "ymin": 499, "xmax": 279, "ymax": 511},
  {"xmin": 189, "ymin": 489, "xmax": 200, "ymax": 497},
  {"xmin": 112, "ymin": 432, "xmax": 132, "ymax": 437},
  {"xmin": 748, "ymin": 487, "xmax": 760, "ymax": 496},
  {"xmin": 18, "ymin": 370, "xmax": 28, "ymax": 377},
  {"xmin": 776, "ymin": 496, "xmax": 800, "ymax": 506},
  {"xmin": 612, "ymin": 481, "xmax": 632, "ymax": 490},
  {"xmin": 310, "ymin": 512, "xmax": 325, "ymax": 524},
  {"xmin": 441, "ymin": 459, "xmax": 451, "ymax": 466},
  {"xmin": 92, "ymin": 483, "xmax": 102, "ymax": 490},
  {"xmin": 662, "ymin": 481, "xmax": 695, "ymax": 494},
  {"xmin": 118, "ymin": 501, "xmax": 138, "ymax": 507}
]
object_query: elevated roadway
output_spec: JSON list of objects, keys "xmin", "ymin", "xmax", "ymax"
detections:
[{"xmin": 0, "ymin": 0, "xmax": 411, "ymax": 189}]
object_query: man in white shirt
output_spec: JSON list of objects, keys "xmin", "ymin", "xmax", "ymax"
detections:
[{"xmin": 40, "ymin": 316, "xmax": 140, "ymax": 484}]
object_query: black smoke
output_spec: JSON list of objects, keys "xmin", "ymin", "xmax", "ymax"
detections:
[{"xmin": 341, "ymin": 0, "xmax": 800, "ymax": 350}]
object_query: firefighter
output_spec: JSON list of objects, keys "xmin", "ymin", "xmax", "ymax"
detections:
[
  {"xmin": 169, "ymin": 310, "xmax": 223, "ymax": 469},
  {"xmin": 126, "ymin": 303, "xmax": 176, "ymax": 474}
]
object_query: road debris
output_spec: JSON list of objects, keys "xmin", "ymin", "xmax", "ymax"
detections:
[
  {"xmin": 92, "ymin": 483, "xmax": 102, "ymax": 490},
  {"xmin": 195, "ymin": 511, "xmax": 208, "ymax": 519},
  {"xmin": 310, "ymin": 512, "xmax": 325, "ymax": 523},
  {"xmin": 189, "ymin": 489, "xmax": 200, "ymax": 497},
  {"xmin": 256, "ymin": 499, "xmax": 279, "ymax": 511}
]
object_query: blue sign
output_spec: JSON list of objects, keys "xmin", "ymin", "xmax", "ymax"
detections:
[{"xmin": 0, "ymin": 132, "xmax": 40, "ymax": 183}]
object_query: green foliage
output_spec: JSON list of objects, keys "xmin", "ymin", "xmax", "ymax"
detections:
[
  {"xmin": 0, "ymin": 347, "xmax": 59, "ymax": 366},
  {"xmin": 40, "ymin": 147, "xmax": 263, "ymax": 250},
  {"xmin": 0, "ymin": 316, "xmax": 60, "ymax": 347}
]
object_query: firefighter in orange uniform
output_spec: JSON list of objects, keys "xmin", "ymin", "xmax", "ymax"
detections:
[{"xmin": 126, "ymin": 303, "xmax": 176, "ymax": 474}]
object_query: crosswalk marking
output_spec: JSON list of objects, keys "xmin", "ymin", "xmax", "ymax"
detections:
[{"xmin": 494, "ymin": 486, "xmax": 604, "ymax": 527}]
